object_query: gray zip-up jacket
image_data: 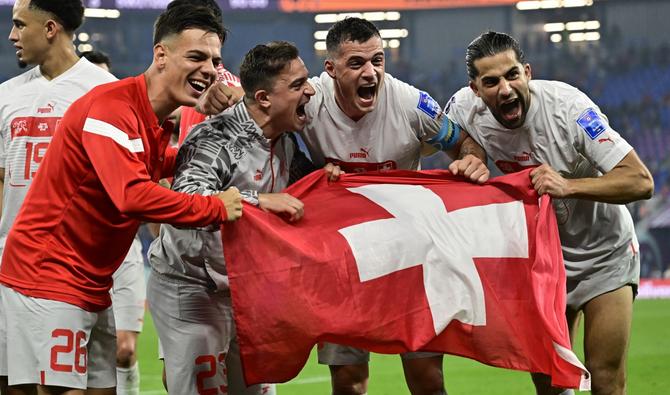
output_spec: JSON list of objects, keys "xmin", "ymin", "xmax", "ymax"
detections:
[{"xmin": 148, "ymin": 100, "xmax": 314, "ymax": 291}]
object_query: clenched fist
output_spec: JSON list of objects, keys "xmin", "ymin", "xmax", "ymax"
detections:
[{"xmin": 215, "ymin": 186, "xmax": 243, "ymax": 221}]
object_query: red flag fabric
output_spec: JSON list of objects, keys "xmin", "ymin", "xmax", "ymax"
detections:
[{"xmin": 222, "ymin": 169, "xmax": 590, "ymax": 390}]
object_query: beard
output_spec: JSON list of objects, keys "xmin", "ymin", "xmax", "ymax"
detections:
[{"xmin": 18, "ymin": 59, "xmax": 27, "ymax": 69}]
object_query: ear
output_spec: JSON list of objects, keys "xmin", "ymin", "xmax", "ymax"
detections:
[
  {"xmin": 469, "ymin": 80, "xmax": 480, "ymax": 97},
  {"xmin": 254, "ymin": 89, "xmax": 271, "ymax": 109},
  {"xmin": 153, "ymin": 43, "xmax": 168, "ymax": 70},
  {"xmin": 44, "ymin": 19, "xmax": 59, "ymax": 40},
  {"xmin": 524, "ymin": 63, "xmax": 532, "ymax": 81},
  {"xmin": 325, "ymin": 59, "xmax": 336, "ymax": 79}
]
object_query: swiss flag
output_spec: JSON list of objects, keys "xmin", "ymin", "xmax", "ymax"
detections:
[{"xmin": 222, "ymin": 169, "xmax": 589, "ymax": 390}]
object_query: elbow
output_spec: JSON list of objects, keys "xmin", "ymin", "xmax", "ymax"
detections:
[{"xmin": 640, "ymin": 172, "xmax": 654, "ymax": 200}]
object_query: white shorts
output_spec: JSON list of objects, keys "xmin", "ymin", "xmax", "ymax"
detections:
[
  {"xmin": 147, "ymin": 271, "xmax": 274, "ymax": 395},
  {"xmin": 111, "ymin": 239, "xmax": 146, "ymax": 332},
  {"xmin": 0, "ymin": 285, "xmax": 116, "ymax": 389},
  {"xmin": 317, "ymin": 343, "xmax": 441, "ymax": 365}
]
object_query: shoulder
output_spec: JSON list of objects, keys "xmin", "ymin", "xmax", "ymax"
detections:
[
  {"xmin": 0, "ymin": 67, "xmax": 40, "ymax": 93},
  {"xmin": 445, "ymin": 86, "xmax": 481, "ymax": 120},
  {"xmin": 531, "ymin": 80, "xmax": 599, "ymax": 120},
  {"xmin": 384, "ymin": 73, "xmax": 440, "ymax": 116}
]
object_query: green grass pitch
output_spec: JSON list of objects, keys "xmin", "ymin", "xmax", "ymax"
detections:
[{"xmin": 137, "ymin": 298, "xmax": 670, "ymax": 394}]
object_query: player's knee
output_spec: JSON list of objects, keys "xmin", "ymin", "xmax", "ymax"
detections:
[
  {"xmin": 330, "ymin": 364, "xmax": 368, "ymax": 395},
  {"xmin": 405, "ymin": 369, "xmax": 445, "ymax": 395},
  {"xmin": 116, "ymin": 341, "xmax": 137, "ymax": 367},
  {"xmin": 588, "ymin": 362, "xmax": 626, "ymax": 395}
]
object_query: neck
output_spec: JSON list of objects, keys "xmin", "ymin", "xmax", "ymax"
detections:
[
  {"xmin": 245, "ymin": 98, "xmax": 280, "ymax": 141},
  {"xmin": 144, "ymin": 67, "xmax": 179, "ymax": 123},
  {"xmin": 39, "ymin": 40, "xmax": 79, "ymax": 80},
  {"xmin": 333, "ymin": 88, "xmax": 364, "ymax": 122}
]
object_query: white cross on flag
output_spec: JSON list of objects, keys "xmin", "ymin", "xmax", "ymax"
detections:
[{"xmin": 223, "ymin": 169, "xmax": 590, "ymax": 390}]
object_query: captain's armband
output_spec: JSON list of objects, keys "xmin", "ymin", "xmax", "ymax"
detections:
[{"xmin": 426, "ymin": 117, "xmax": 462, "ymax": 152}]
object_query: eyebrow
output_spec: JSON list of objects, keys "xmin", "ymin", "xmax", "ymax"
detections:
[
  {"xmin": 290, "ymin": 76, "xmax": 307, "ymax": 87},
  {"xmin": 482, "ymin": 65, "xmax": 518, "ymax": 81}
]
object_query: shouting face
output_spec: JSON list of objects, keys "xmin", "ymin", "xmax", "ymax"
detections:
[
  {"xmin": 470, "ymin": 49, "xmax": 532, "ymax": 129},
  {"xmin": 326, "ymin": 36, "xmax": 385, "ymax": 122}
]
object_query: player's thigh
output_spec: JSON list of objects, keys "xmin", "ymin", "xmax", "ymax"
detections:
[
  {"xmin": 582, "ymin": 286, "xmax": 633, "ymax": 369},
  {"xmin": 147, "ymin": 274, "xmax": 233, "ymax": 395},
  {"xmin": 226, "ymin": 324, "xmax": 275, "ymax": 395},
  {"xmin": 2, "ymin": 286, "xmax": 115, "ymax": 390},
  {"xmin": 317, "ymin": 343, "xmax": 370, "ymax": 366},
  {"xmin": 400, "ymin": 352, "xmax": 444, "ymax": 382},
  {"xmin": 111, "ymin": 256, "xmax": 146, "ymax": 334}
]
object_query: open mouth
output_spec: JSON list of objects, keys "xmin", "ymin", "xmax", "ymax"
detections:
[
  {"xmin": 188, "ymin": 79, "xmax": 207, "ymax": 94},
  {"xmin": 296, "ymin": 103, "xmax": 306, "ymax": 121},
  {"xmin": 357, "ymin": 84, "xmax": 377, "ymax": 104},
  {"xmin": 499, "ymin": 98, "xmax": 522, "ymax": 123}
]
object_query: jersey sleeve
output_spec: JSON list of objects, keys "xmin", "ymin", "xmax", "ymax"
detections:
[
  {"xmin": 81, "ymin": 99, "xmax": 227, "ymax": 226},
  {"xmin": 568, "ymin": 92, "xmax": 633, "ymax": 173},
  {"xmin": 393, "ymin": 78, "xmax": 455, "ymax": 150},
  {"xmin": 444, "ymin": 88, "xmax": 486, "ymax": 148},
  {"xmin": 172, "ymin": 122, "xmax": 232, "ymax": 196}
]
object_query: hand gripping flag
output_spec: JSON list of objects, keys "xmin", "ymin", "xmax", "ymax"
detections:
[{"xmin": 222, "ymin": 169, "xmax": 590, "ymax": 390}]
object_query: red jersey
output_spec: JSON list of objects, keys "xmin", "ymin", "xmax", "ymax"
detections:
[
  {"xmin": 178, "ymin": 64, "xmax": 240, "ymax": 145},
  {"xmin": 0, "ymin": 75, "xmax": 227, "ymax": 311}
]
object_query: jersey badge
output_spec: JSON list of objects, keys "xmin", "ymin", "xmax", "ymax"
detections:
[
  {"xmin": 417, "ymin": 91, "xmax": 440, "ymax": 119},
  {"xmin": 577, "ymin": 108, "xmax": 607, "ymax": 140}
]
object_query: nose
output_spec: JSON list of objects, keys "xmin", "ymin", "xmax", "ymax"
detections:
[
  {"xmin": 361, "ymin": 61, "xmax": 375, "ymax": 78},
  {"xmin": 8, "ymin": 25, "xmax": 18, "ymax": 42},
  {"xmin": 203, "ymin": 60, "xmax": 217, "ymax": 83},
  {"xmin": 304, "ymin": 83, "xmax": 315, "ymax": 97},
  {"xmin": 499, "ymin": 78, "xmax": 512, "ymax": 97}
]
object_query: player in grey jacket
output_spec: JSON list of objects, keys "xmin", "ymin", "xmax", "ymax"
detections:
[{"xmin": 147, "ymin": 41, "xmax": 316, "ymax": 395}]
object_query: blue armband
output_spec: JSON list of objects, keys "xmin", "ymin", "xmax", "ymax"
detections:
[{"xmin": 426, "ymin": 118, "xmax": 461, "ymax": 151}]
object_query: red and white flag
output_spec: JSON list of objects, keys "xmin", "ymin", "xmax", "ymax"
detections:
[{"xmin": 222, "ymin": 169, "xmax": 590, "ymax": 390}]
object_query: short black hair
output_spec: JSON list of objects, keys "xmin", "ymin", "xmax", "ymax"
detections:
[
  {"xmin": 466, "ymin": 31, "xmax": 525, "ymax": 80},
  {"xmin": 240, "ymin": 41, "xmax": 299, "ymax": 100},
  {"xmin": 153, "ymin": 4, "xmax": 226, "ymax": 46},
  {"xmin": 80, "ymin": 50, "xmax": 111, "ymax": 68},
  {"xmin": 326, "ymin": 17, "xmax": 380, "ymax": 55},
  {"xmin": 167, "ymin": 0, "xmax": 222, "ymax": 22},
  {"xmin": 29, "ymin": 0, "xmax": 84, "ymax": 32}
]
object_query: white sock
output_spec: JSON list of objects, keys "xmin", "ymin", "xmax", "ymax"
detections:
[
  {"xmin": 558, "ymin": 390, "xmax": 575, "ymax": 395},
  {"xmin": 116, "ymin": 361, "xmax": 140, "ymax": 395}
]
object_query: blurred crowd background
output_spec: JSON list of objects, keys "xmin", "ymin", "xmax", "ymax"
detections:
[{"xmin": 1, "ymin": 0, "xmax": 669, "ymax": 278}]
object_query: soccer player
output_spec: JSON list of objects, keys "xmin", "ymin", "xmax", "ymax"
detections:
[
  {"xmin": 147, "ymin": 40, "xmax": 314, "ymax": 395},
  {"xmin": 445, "ymin": 31, "xmax": 654, "ymax": 395},
  {"xmin": 81, "ymin": 49, "xmax": 145, "ymax": 395},
  {"xmin": 0, "ymin": 4, "xmax": 243, "ymax": 394},
  {"xmin": 300, "ymin": 17, "xmax": 489, "ymax": 395},
  {"xmin": 182, "ymin": 16, "xmax": 488, "ymax": 395},
  {"xmin": 169, "ymin": 0, "xmax": 244, "ymax": 143},
  {"xmin": 0, "ymin": 0, "xmax": 116, "ymax": 393}
]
